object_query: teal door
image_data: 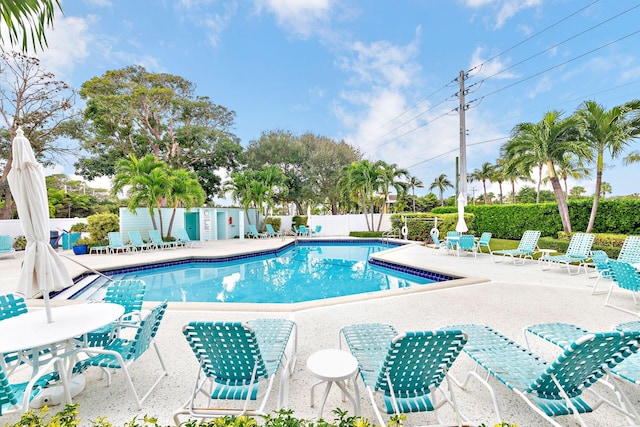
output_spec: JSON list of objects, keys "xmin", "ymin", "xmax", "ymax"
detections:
[{"xmin": 184, "ymin": 212, "xmax": 200, "ymax": 240}]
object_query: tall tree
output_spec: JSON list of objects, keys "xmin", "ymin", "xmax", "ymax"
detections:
[
  {"xmin": 577, "ymin": 100, "xmax": 640, "ymax": 232},
  {"xmin": 407, "ymin": 175, "xmax": 424, "ymax": 212},
  {"xmin": 0, "ymin": 52, "xmax": 77, "ymax": 219},
  {"xmin": 75, "ymin": 65, "xmax": 242, "ymax": 198},
  {"xmin": 338, "ymin": 160, "xmax": 387, "ymax": 231},
  {"xmin": 508, "ymin": 111, "xmax": 589, "ymax": 233},
  {"xmin": 546, "ymin": 153, "xmax": 590, "ymax": 201},
  {"xmin": 429, "ymin": 174, "xmax": 453, "ymax": 206},
  {"xmin": 376, "ymin": 162, "xmax": 409, "ymax": 230},
  {"xmin": 0, "ymin": 0, "xmax": 61, "ymax": 52},
  {"xmin": 165, "ymin": 169, "xmax": 205, "ymax": 237},
  {"xmin": 470, "ymin": 162, "xmax": 494, "ymax": 204}
]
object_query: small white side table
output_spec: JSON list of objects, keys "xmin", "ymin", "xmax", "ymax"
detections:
[
  {"xmin": 306, "ymin": 349, "xmax": 360, "ymax": 418},
  {"xmin": 537, "ymin": 248, "xmax": 557, "ymax": 264}
]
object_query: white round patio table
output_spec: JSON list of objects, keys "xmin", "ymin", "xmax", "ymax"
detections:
[{"xmin": 306, "ymin": 348, "xmax": 360, "ymax": 418}]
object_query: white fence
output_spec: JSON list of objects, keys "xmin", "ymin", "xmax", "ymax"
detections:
[{"xmin": 278, "ymin": 213, "xmax": 393, "ymax": 236}]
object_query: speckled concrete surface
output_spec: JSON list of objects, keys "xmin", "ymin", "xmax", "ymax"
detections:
[{"xmin": 1, "ymin": 238, "xmax": 639, "ymax": 426}]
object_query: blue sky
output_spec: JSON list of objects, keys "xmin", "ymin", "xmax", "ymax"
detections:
[{"xmin": 29, "ymin": 0, "xmax": 640, "ymax": 200}]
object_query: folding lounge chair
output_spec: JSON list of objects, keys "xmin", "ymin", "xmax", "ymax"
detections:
[
  {"xmin": 618, "ymin": 235, "xmax": 640, "ymax": 264},
  {"xmin": 0, "ymin": 235, "xmax": 15, "ymax": 259},
  {"xmin": 84, "ymin": 279, "xmax": 147, "ymax": 347},
  {"xmin": 265, "ymin": 223, "xmax": 282, "ymax": 238},
  {"xmin": 107, "ymin": 231, "xmax": 136, "ymax": 254},
  {"xmin": 74, "ymin": 301, "xmax": 168, "ymax": 410},
  {"xmin": 176, "ymin": 228, "xmax": 201, "ymax": 248},
  {"xmin": 298, "ymin": 225, "xmax": 310, "ymax": 237},
  {"xmin": 604, "ymin": 259, "xmax": 640, "ymax": 317},
  {"xmin": 587, "ymin": 250, "xmax": 612, "ymax": 295},
  {"xmin": 340, "ymin": 323, "xmax": 468, "ymax": 427},
  {"xmin": 524, "ymin": 321, "xmax": 640, "ymax": 389},
  {"xmin": 492, "ymin": 230, "xmax": 541, "ymax": 265},
  {"xmin": 128, "ymin": 230, "xmax": 156, "ymax": 251},
  {"xmin": 309, "ymin": 225, "xmax": 322, "ymax": 237},
  {"xmin": 248, "ymin": 224, "xmax": 268, "ymax": 239},
  {"xmin": 447, "ymin": 323, "xmax": 640, "ymax": 427},
  {"xmin": 148, "ymin": 229, "xmax": 179, "ymax": 249},
  {"xmin": 173, "ymin": 318, "xmax": 298, "ymax": 424},
  {"xmin": 540, "ymin": 233, "xmax": 595, "ymax": 275}
]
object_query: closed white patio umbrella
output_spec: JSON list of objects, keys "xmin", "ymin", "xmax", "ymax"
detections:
[
  {"xmin": 455, "ymin": 192, "xmax": 468, "ymax": 233},
  {"xmin": 7, "ymin": 127, "xmax": 73, "ymax": 323}
]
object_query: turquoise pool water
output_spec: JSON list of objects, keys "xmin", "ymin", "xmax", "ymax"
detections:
[{"xmin": 72, "ymin": 241, "xmax": 450, "ymax": 304}]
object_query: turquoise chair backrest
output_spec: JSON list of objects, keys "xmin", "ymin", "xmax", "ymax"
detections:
[
  {"xmin": 531, "ymin": 331, "xmax": 640, "ymax": 398},
  {"xmin": 373, "ymin": 330, "xmax": 467, "ymax": 395},
  {"xmin": 0, "ymin": 294, "xmax": 27, "ymax": 321},
  {"xmin": 265, "ymin": 224, "xmax": 276, "ymax": 234},
  {"xmin": 430, "ymin": 230, "xmax": 440, "ymax": 245},
  {"xmin": 0, "ymin": 235, "xmax": 12, "ymax": 251},
  {"xmin": 458, "ymin": 235, "xmax": 475, "ymax": 250},
  {"xmin": 128, "ymin": 231, "xmax": 144, "ymax": 246},
  {"xmin": 618, "ymin": 236, "xmax": 640, "ymax": 264},
  {"xmin": 299, "ymin": 225, "xmax": 308, "ymax": 235},
  {"xmin": 517, "ymin": 230, "xmax": 541, "ymax": 252},
  {"xmin": 105, "ymin": 280, "xmax": 146, "ymax": 314},
  {"xmin": 177, "ymin": 228, "xmax": 191, "ymax": 242},
  {"xmin": 446, "ymin": 231, "xmax": 460, "ymax": 238},
  {"xmin": 608, "ymin": 260, "xmax": 640, "ymax": 292},
  {"xmin": 590, "ymin": 250, "xmax": 610, "ymax": 270},
  {"xmin": 565, "ymin": 233, "xmax": 595, "ymax": 257},
  {"xmin": 108, "ymin": 232, "xmax": 125, "ymax": 247},
  {"xmin": 0, "ymin": 362, "xmax": 18, "ymax": 413},
  {"xmin": 479, "ymin": 232, "xmax": 491, "ymax": 245},
  {"xmin": 127, "ymin": 301, "xmax": 167, "ymax": 361},
  {"xmin": 148, "ymin": 230, "xmax": 164, "ymax": 244}
]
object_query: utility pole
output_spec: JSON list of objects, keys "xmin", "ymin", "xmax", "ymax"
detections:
[{"xmin": 455, "ymin": 70, "xmax": 469, "ymax": 232}]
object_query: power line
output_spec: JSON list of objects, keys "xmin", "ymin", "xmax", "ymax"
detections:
[
  {"xmin": 405, "ymin": 136, "xmax": 509, "ymax": 170},
  {"xmin": 467, "ymin": 0, "xmax": 601, "ymax": 76}
]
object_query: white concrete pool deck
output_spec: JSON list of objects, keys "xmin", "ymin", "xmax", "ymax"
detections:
[{"xmin": 1, "ymin": 237, "xmax": 639, "ymax": 426}]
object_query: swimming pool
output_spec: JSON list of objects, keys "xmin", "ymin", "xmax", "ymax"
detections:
[{"xmin": 68, "ymin": 241, "xmax": 454, "ymax": 304}]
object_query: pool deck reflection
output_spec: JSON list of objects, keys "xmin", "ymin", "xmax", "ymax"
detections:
[{"xmin": 1, "ymin": 236, "xmax": 639, "ymax": 426}]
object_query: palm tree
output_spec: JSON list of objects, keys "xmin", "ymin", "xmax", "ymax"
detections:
[
  {"xmin": 577, "ymin": 100, "xmax": 640, "ymax": 232},
  {"xmin": 491, "ymin": 160, "xmax": 506, "ymax": 204},
  {"xmin": 166, "ymin": 169, "xmax": 205, "ymax": 237},
  {"xmin": 543, "ymin": 153, "xmax": 591, "ymax": 201},
  {"xmin": 113, "ymin": 154, "xmax": 171, "ymax": 233},
  {"xmin": 471, "ymin": 162, "xmax": 494, "ymax": 204},
  {"xmin": 338, "ymin": 160, "xmax": 387, "ymax": 231},
  {"xmin": 509, "ymin": 111, "xmax": 590, "ymax": 233},
  {"xmin": 0, "ymin": 0, "xmax": 61, "ymax": 52},
  {"xmin": 600, "ymin": 182, "xmax": 612, "ymax": 199},
  {"xmin": 408, "ymin": 175, "xmax": 424, "ymax": 212},
  {"xmin": 377, "ymin": 162, "xmax": 409, "ymax": 230},
  {"xmin": 429, "ymin": 174, "xmax": 453, "ymax": 206},
  {"xmin": 624, "ymin": 151, "xmax": 640, "ymax": 165},
  {"xmin": 501, "ymin": 130, "xmax": 546, "ymax": 204}
]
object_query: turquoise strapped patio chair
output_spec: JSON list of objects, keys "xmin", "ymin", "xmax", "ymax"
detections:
[
  {"xmin": 540, "ymin": 233, "xmax": 595, "ymax": 275},
  {"xmin": 309, "ymin": 225, "xmax": 322, "ymax": 237},
  {"xmin": 0, "ymin": 235, "xmax": 15, "ymax": 259},
  {"xmin": 148, "ymin": 229, "xmax": 179, "ymax": 249},
  {"xmin": 298, "ymin": 225, "xmax": 310, "ymax": 237},
  {"xmin": 265, "ymin": 223, "xmax": 282, "ymax": 238},
  {"xmin": 587, "ymin": 250, "xmax": 612, "ymax": 295},
  {"xmin": 447, "ymin": 323, "xmax": 640, "ymax": 427},
  {"xmin": 618, "ymin": 235, "xmax": 640, "ymax": 264},
  {"xmin": 429, "ymin": 229, "xmax": 454, "ymax": 254},
  {"xmin": 176, "ymin": 228, "xmax": 201, "ymax": 248},
  {"xmin": 492, "ymin": 230, "xmax": 541, "ymax": 265},
  {"xmin": 605, "ymin": 259, "xmax": 640, "ymax": 317},
  {"xmin": 0, "ymin": 355, "xmax": 62, "ymax": 416},
  {"xmin": 476, "ymin": 232, "xmax": 492, "ymax": 254},
  {"xmin": 1, "ymin": 294, "xmax": 28, "ymax": 373},
  {"xmin": 456, "ymin": 235, "xmax": 477, "ymax": 258},
  {"xmin": 84, "ymin": 279, "xmax": 147, "ymax": 347},
  {"xmin": 248, "ymin": 224, "xmax": 268, "ymax": 239},
  {"xmin": 340, "ymin": 323, "xmax": 468, "ymax": 427},
  {"xmin": 75, "ymin": 301, "xmax": 168, "ymax": 410},
  {"xmin": 128, "ymin": 230, "xmax": 156, "ymax": 251},
  {"xmin": 107, "ymin": 231, "xmax": 136, "ymax": 254},
  {"xmin": 173, "ymin": 318, "xmax": 298, "ymax": 423},
  {"xmin": 524, "ymin": 321, "xmax": 640, "ymax": 390}
]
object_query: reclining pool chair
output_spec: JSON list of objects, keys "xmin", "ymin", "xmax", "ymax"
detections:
[
  {"xmin": 429, "ymin": 229, "xmax": 454, "ymax": 254},
  {"xmin": 540, "ymin": 233, "xmax": 595, "ymax": 276},
  {"xmin": 173, "ymin": 318, "xmax": 298, "ymax": 424},
  {"xmin": 340, "ymin": 323, "xmax": 468, "ymax": 427},
  {"xmin": 148, "ymin": 229, "xmax": 179, "ymax": 249},
  {"xmin": 84, "ymin": 279, "xmax": 147, "ymax": 347},
  {"xmin": 447, "ymin": 323, "xmax": 640, "ymax": 427},
  {"xmin": 265, "ymin": 223, "xmax": 282, "ymax": 238},
  {"xmin": 74, "ymin": 301, "xmax": 168, "ymax": 410},
  {"xmin": 604, "ymin": 259, "xmax": 640, "ymax": 317},
  {"xmin": 107, "ymin": 231, "xmax": 136, "ymax": 254},
  {"xmin": 176, "ymin": 228, "xmax": 201, "ymax": 248},
  {"xmin": 524, "ymin": 321, "xmax": 640, "ymax": 390},
  {"xmin": 128, "ymin": 230, "xmax": 156, "ymax": 251},
  {"xmin": 492, "ymin": 230, "xmax": 541, "ymax": 265}
]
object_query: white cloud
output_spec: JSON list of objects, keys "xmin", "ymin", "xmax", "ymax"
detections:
[
  {"xmin": 527, "ymin": 75, "xmax": 552, "ymax": 98},
  {"xmin": 462, "ymin": 0, "xmax": 543, "ymax": 29},
  {"xmin": 469, "ymin": 46, "xmax": 519, "ymax": 79},
  {"xmin": 32, "ymin": 15, "xmax": 94, "ymax": 80},
  {"xmin": 254, "ymin": 0, "xmax": 334, "ymax": 38}
]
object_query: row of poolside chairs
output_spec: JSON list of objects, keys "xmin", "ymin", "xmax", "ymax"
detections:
[
  {"xmin": 104, "ymin": 229, "xmax": 200, "ymax": 254},
  {"xmin": 168, "ymin": 316, "xmax": 640, "ymax": 426}
]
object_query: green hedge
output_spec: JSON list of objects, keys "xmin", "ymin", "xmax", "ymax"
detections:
[
  {"xmin": 450, "ymin": 198, "xmax": 640, "ymax": 239},
  {"xmin": 390, "ymin": 213, "xmax": 475, "ymax": 242}
]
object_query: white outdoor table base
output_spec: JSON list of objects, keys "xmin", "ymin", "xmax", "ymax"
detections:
[
  {"xmin": 307, "ymin": 349, "xmax": 360, "ymax": 418},
  {"xmin": 0, "ymin": 303, "xmax": 124, "ymax": 408}
]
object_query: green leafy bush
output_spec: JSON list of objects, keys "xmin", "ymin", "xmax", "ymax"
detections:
[{"xmin": 87, "ymin": 212, "xmax": 119, "ymax": 242}]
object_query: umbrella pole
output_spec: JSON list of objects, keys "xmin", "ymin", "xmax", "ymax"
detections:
[{"xmin": 43, "ymin": 292, "xmax": 53, "ymax": 323}]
